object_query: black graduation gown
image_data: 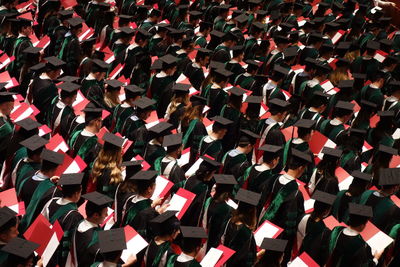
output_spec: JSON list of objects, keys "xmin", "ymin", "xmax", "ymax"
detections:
[
  {"xmin": 144, "ymin": 143, "xmax": 166, "ymax": 169},
  {"xmin": 30, "ymin": 77, "xmax": 58, "ymax": 123},
  {"xmin": 168, "ymin": 104, "xmax": 185, "ymax": 130},
  {"xmin": 81, "ymin": 79, "xmax": 108, "ymax": 109},
  {"xmin": 184, "ymin": 63, "xmax": 205, "ymax": 90},
  {"xmin": 225, "ymin": 61, "xmax": 245, "ymax": 84},
  {"xmin": 205, "ymin": 200, "xmax": 232, "ymax": 250},
  {"xmin": 123, "ymin": 198, "xmax": 158, "ymax": 240},
  {"xmin": 74, "ymin": 223, "xmax": 102, "ymax": 266},
  {"xmin": 222, "ymin": 151, "xmax": 251, "ymax": 180},
  {"xmin": 212, "ymin": 46, "xmax": 231, "ymax": 63},
  {"xmin": 160, "ymin": 159, "xmax": 185, "ymax": 184}
]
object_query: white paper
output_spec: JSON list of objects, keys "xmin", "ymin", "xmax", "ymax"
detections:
[
  {"xmin": 42, "ymin": 233, "xmax": 60, "ymax": 267},
  {"xmin": 177, "ymin": 152, "xmax": 190, "ymax": 167},
  {"xmin": 254, "ymin": 221, "xmax": 281, "ymax": 246},
  {"xmin": 200, "ymin": 248, "xmax": 223, "ymax": 267},
  {"xmin": 177, "ymin": 73, "xmax": 188, "ymax": 83},
  {"xmin": 151, "ymin": 176, "xmax": 170, "ymax": 200},
  {"xmin": 166, "ymin": 194, "xmax": 187, "ymax": 218},
  {"xmin": 366, "ymin": 231, "xmax": 393, "ymax": 254},
  {"xmin": 392, "ymin": 128, "xmax": 400, "ymax": 140},
  {"xmin": 288, "ymin": 256, "xmax": 308, "ymax": 267},
  {"xmin": 339, "ymin": 176, "xmax": 354, "ymax": 191},
  {"xmin": 331, "ymin": 32, "xmax": 343, "ymax": 44},
  {"xmin": 121, "ymin": 234, "xmax": 149, "ymax": 262},
  {"xmin": 304, "ymin": 199, "xmax": 315, "ymax": 212},
  {"xmin": 321, "ymin": 80, "xmax": 334, "ymax": 92},
  {"xmin": 185, "ymin": 158, "xmax": 203, "ymax": 177},
  {"xmin": 225, "ymin": 199, "xmax": 238, "ymax": 210}
]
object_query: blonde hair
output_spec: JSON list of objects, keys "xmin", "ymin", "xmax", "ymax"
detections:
[
  {"xmin": 330, "ymin": 68, "xmax": 350, "ymax": 86},
  {"xmin": 181, "ymin": 105, "xmax": 203, "ymax": 128},
  {"xmin": 344, "ymin": 50, "xmax": 360, "ymax": 62},
  {"xmin": 167, "ymin": 94, "xmax": 189, "ymax": 115},
  {"xmin": 91, "ymin": 147, "xmax": 123, "ymax": 185},
  {"xmin": 104, "ymin": 91, "xmax": 121, "ymax": 108}
]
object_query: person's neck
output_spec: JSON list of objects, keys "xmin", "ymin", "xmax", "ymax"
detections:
[
  {"xmin": 335, "ymin": 116, "xmax": 346, "ymax": 123},
  {"xmin": 287, "ymin": 169, "xmax": 301, "ymax": 179},
  {"xmin": 371, "ymin": 82, "xmax": 381, "ymax": 88},
  {"xmin": 183, "ymin": 250, "xmax": 197, "ymax": 257},
  {"xmin": 349, "ymin": 225, "xmax": 362, "ymax": 233},
  {"xmin": 210, "ymin": 132, "xmax": 221, "ymax": 140},
  {"xmin": 167, "ymin": 152, "xmax": 178, "ymax": 159},
  {"xmin": 155, "ymin": 235, "xmax": 170, "ymax": 244},
  {"xmin": 86, "ymin": 217, "xmax": 99, "ymax": 226},
  {"xmin": 40, "ymin": 170, "xmax": 53, "ymax": 178},
  {"xmin": 269, "ymin": 79, "xmax": 278, "ymax": 86},
  {"xmin": 63, "ymin": 196, "xmax": 75, "ymax": 203},
  {"xmin": 270, "ymin": 115, "xmax": 282, "ymax": 123},
  {"xmin": 263, "ymin": 162, "xmax": 274, "ymax": 169},
  {"xmin": 85, "ymin": 125, "xmax": 98, "ymax": 134},
  {"xmin": 236, "ymin": 146, "xmax": 247, "ymax": 154}
]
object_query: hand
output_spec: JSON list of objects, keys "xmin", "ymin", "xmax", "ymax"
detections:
[
  {"xmin": 151, "ymin": 197, "xmax": 163, "ymax": 208},
  {"xmin": 257, "ymin": 249, "xmax": 265, "ymax": 260},
  {"xmin": 37, "ymin": 258, "xmax": 43, "ymax": 267},
  {"xmin": 122, "ymin": 254, "xmax": 137, "ymax": 267},
  {"xmin": 156, "ymin": 203, "xmax": 170, "ymax": 214},
  {"xmin": 374, "ymin": 249, "xmax": 384, "ymax": 260},
  {"xmin": 50, "ymin": 176, "xmax": 60, "ymax": 184}
]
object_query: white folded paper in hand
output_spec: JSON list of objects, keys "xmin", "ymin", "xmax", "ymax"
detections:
[{"xmin": 200, "ymin": 248, "xmax": 223, "ymax": 267}]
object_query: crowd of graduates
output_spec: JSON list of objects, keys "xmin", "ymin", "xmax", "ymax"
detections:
[{"xmin": 1, "ymin": 0, "xmax": 400, "ymax": 266}]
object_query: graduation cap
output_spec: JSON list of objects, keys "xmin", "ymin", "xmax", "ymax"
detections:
[
  {"xmin": 58, "ymin": 10, "xmax": 74, "ymax": 18},
  {"xmin": 148, "ymin": 121, "xmax": 173, "ymax": 137},
  {"xmin": 335, "ymin": 100, "xmax": 354, "ymax": 111},
  {"xmin": 268, "ymin": 98, "xmax": 290, "ymax": 111},
  {"xmin": 44, "ymin": 56, "xmax": 65, "ymax": 70},
  {"xmin": 163, "ymin": 133, "xmax": 182, "ymax": 147},
  {"xmin": 124, "ymin": 85, "xmax": 144, "ymax": 99},
  {"xmin": 41, "ymin": 149, "xmax": 64, "ymax": 165},
  {"xmin": 190, "ymin": 95, "xmax": 207, "ymax": 106},
  {"xmin": 103, "ymin": 132, "xmax": 124, "ymax": 148},
  {"xmin": 378, "ymin": 144, "xmax": 398, "ymax": 155},
  {"xmin": 211, "ymin": 116, "xmax": 233, "ymax": 128},
  {"xmin": 0, "ymin": 207, "xmax": 17, "ymax": 230},
  {"xmin": 244, "ymin": 95, "xmax": 262, "ymax": 104},
  {"xmin": 215, "ymin": 68, "xmax": 234, "ymax": 79},
  {"xmin": 105, "ymin": 79, "xmax": 124, "ymax": 89},
  {"xmin": 274, "ymin": 35, "xmax": 290, "ymax": 44},
  {"xmin": 119, "ymin": 27, "xmax": 135, "ymax": 37},
  {"xmin": 321, "ymin": 147, "xmax": 342, "ymax": 158},
  {"xmin": 160, "ymin": 54, "xmax": 178, "ymax": 68},
  {"xmin": 23, "ymin": 46, "xmax": 42, "ymax": 55},
  {"xmin": 294, "ymin": 119, "xmax": 316, "ymax": 129},
  {"xmin": 189, "ymin": 10, "xmax": 202, "ymax": 19},
  {"xmin": 209, "ymin": 60, "xmax": 225, "ymax": 70},
  {"xmin": 57, "ymin": 173, "xmax": 84, "ymax": 186},
  {"xmin": 335, "ymin": 58, "xmax": 351, "ymax": 68},
  {"xmin": 379, "ymin": 168, "xmax": 400, "ymax": 186},
  {"xmin": 352, "ymin": 73, "xmax": 367, "ymax": 81},
  {"xmin": 20, "ymin": 135, "xmax": 48, "ymax": 152},
  {"xmin": 200, "ymin": 156, "xmax": 221, "ymax": 170},
  {"xmin": 82, "ymin": 191, "xmax": 113, "ymax": 207},
  {"xmin": 172, "ymin": 83, "xmax": 191, "ymax": 94},
  {"xmin": 256, "ymin": 9, "xmax": 268, "ymax": 16},
  {"xmin": 366, "ymin": 40, "xmax": 380, "ymax": 50},
  {"xmin": 252, "ymin": 21, "xmax": 265, "ymax": 32},
  {"xmin": 133, "ymin": 97, "xmax": 156, "ymax": 110},
  {"xmin": 82, "ymin": 102, "xmax": 103, "ymax": 122},
  {"xmin": 229, "ymin": 87, "xmax": 246, "ymax": 96},
  {"xmin": 149, "ymin": 210, "xmax": 179, "ymax": 235},
  {"xmin": 260, "ymin": 238, "xmax": 287, "ymax": 252},
  {"xmin": 0, "ymin": 91, "xmax": 15, "ymax": 104},
  {"xmin": 122, "ymin": 160, "xmax": 143, "ymax": 177},
  {"xmin": 349, "ymin": 171, "xmax": 370, "ymax": 183},
  {"xmin": 235, "ymin": 14, "xmax": 249, "ymax": 24},
  {"xmin": 210, "ymin": 30, "xmax": 225, "ymax": 40},
  {"xmin": 308, "ymin": 32, "xmax": 324, "ymax": 43},
  {"xmin": 349, "ymin": 128, "xmax": 367, "ymax": 136},
  {"xmin": 1, "ymin": 237, "xmax": 39, "ymax": 259},
  {"xmin": 325, "ymin": 22, "xmax": 340, "ymax": 32},
  {"xmin": 67, "ymin": 17, "xmax": 84, "ymax": 28},
  {"xmin": 270, "ymin": 10, "xmax": 281, "ymax": 20},
  {"xmin": 377, "ymin": 110, "xmax": 395, "ymax": 117},
  {"xmin": 91, "ymin": 59, "xmax": 109, "ymax": 72},
  {"xmin": 214, "ymin": 174, "xmax": 237, "ymax": 185},
  {"xmin": 259, "ymin": 144, "xmax": 283, "ymax": 153},
  {"xmin": 180, "ymin": 226, "xmax": 208, "ymax": 239},
  {"xmin": 291, "ymin": 148, "xmax": 312, "ymax": 163},
  {"xmin": 336, "ymin": 42, "xmax": 351, "ymax": 51},
  {"xmin": 58, "ymin": 76, "xmax": 80, "ymax": 83},
  {"xmin": 312, "ymin": 190, "xmax": 336, "ymax": 205},
  {"xmin": 130, "ymin": 170, "xmax": 158, "ymax": 181},
  {"xmin": 273, "ymin": 65, "xmax": 289, "ymax": 76},
  {"xmin": 348, "ymin": 203, "xmax": 373, "ymax": 218},
  {"xmin": 239, "ymin": 129, "xmax": 261, "ymax": 145},
  {"xmin": 16, "ymin": 118, "xmax": 41, "ymax": 131},
  {"xmin": 360, "ymin": 100, "xmax": 377, "ymax": 109},
  {"xmin": 58, "ymin": 82, "xmax": 80, "ymax": 93},
  {"xmin": 235, "ymin": 188, "xmax": 261, "ymax": 206},
  {"xmin": 196, "ymin": 48, "xmax": 212, "ymax": 58},
  {"xmin": 283, "ymin": 46, "xmax": 298, "ymax": 59},
  {"xmin": 29, "ymin": 62, "xmax": 46, "ymax": 73},
  {"xmin": 98, "ymin": 228, "xmax": 127, "ymax": 253},
  {"xmin": 337, "ymin": 80, "xmax": 354, "ymax": 90}
]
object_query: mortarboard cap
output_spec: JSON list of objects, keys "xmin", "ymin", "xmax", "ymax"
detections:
[
  {"xmin": 348, "ymin": 203, "xmax": 373, "ymax": 218},
  {"xmin": 133, "ymin": 97, "xmax": 156, "ymax": 110},
  {"xmin": 0, "ymin": 91, "xmax": 16, "ymax": 104},
  {"xmin": 23, "ymin": 46, "xmax": 42, "ymax": 55},
  {"xmin": 57, "ymin": 173, "xmax": 84, "ymax": 186},
  {"xmin": 160, "ymin": 54, "xmax": 178, "ymax": 66},
  {"xmin": 283, "ymin": 46, "xmax": 298, "ymax": 59},
  {"xmin": 58, "ymin": 10, "xmax": 74, "ymax": 18},
  {"xmin": 260, "ymin": 238, "xmax": 287, "ymax": 252},
  {"xmin": 130, "ymin": 170, "xmax": 158, "ymax": 181},
  {"xmin": 378, "ymin": 144, "xmax": 398, "ymax": 155},
  {"xmin": 196, "ymin": 48, "xmax": 212, "ymax": 57},
  {"xmin": 211, "ymin": 116, "xmax": 233, "ymax": 126},
  {"xmin": 58, "ymin": 76, "xmax": 80, "ymax": 83},
  {"xmin": 16, "ymin": 118, "xmax": 41, "ymax": 131},
  {"xmin": 41, "ymin": 149, "xmax": 64, "ymax": 165},
  {"xmin": 58, "ymin": 82, "xmax": 80, "ymax": 93},
  {"xmin": 103, "ymin": 132, "xmax": 124, "ymax": 148},
  {"xmin": 244, "ymin": 95, "xmax": 262, "ymax": 104},
  {"xmin": 235, "ymin": 188, "xmax": 261, "ymax": 206},
  {"xmin": 252, "ymin": 21, "xmax": 265, "ymax": 31},
  {"xmin": 105, "ymin": 79, "xmax": 124, "ymax": 89},
  {"xmin": 172, "ymin": 83, "xmax": 191, "ymax": 93},
  {"xmin": 82, "ymin": 191, "xmax": 113, "ymax": 206},
  {"xmin": 98, "ymin": 228, "xmax": 127, "ymax": 253},
  {"xmin": 149, "ymin": 211, "xmax": 179, "ymax": 235},
  {"xmin": 312, "ymin": 190, "xmax": 336, "ymax": 205},
  {"xmin": 321, "ymin": 147, "xmax": 342, "ymax": 158},
  {"xmin": 240, "ymin": 129, "xmax": 261, "ymax": 140},
  {"xmin": 124, "ymin": 85, "xmax": 145, "ymax": 96},
  {"xmin": 351, "ymin": 170, "xmax": 372, "ymax": 182},
  {"xmin": 214, "ymin": 174, "xmax": 237, "ymax": 185},
  {"xmin": 200, "ymin": 156, "xmax": 221, "ymax": 169},
  {"xmin": 1, "ymin": 237, "xmax": 39, "ymax": 259},
  {"xmin": 29, "ymin": 62, "xmax": 46, "ymax": 73},
  {"xmin": 294, "ymin": 119, "xmax": 316, "ymax": 129},
  {"xmin": 148, "ymin": 121, "xmax": 173, "ymax": 135},
  {"xmin": 44, "ymin": 56, "xmax": 65, "ymax": 69},
  {"xmin": 291, "ymin": 148, "xmax": 312, "ymax": 163},
  {"xmin": 180, "ymin": 226, "xmax": 208, "ymax": 239},
  {"xmin": 215, "ymin": 68, "xmax": 234, "ymax": 78},
  {"xmin": 259, "ymin": 144, "xmax": 283, "ymax": 153},
  {"xmin": 337, "ymin": 80, "xmax": 354, "ymax": 90},
  {"xmin": 379, "ymin": 168, "xmax": 400, "ymax": 186},
  {"xmin": 229, "ymin": 86, "xmax": 246, "ymax": 96},
  {"xmin": 67, "ymin": 17, "xmax": 83, "ymax": 28},
  {"xmin": 0, "ymin": 207, "xmax": 16, "ymax": 229},
  {"xmin": 377, "ymin": 110, "xmax": 395, "ymax": 117},
  {"xmin": 335, "ymin": 100, "xmax": 354, "ymax": 111},
  {"xmin": 235, "ymin": 14, "xmax": 248, "ymax": 24},
  {"xmin": 209, "ymin": 60, "xmax": 225, "ymax": 70},
  {"xmin": 336, "ymin": 42, "xmax": 351, "ymax": 51},
  {"xmin": 366, "ymin": 40, "xmax": 380, "ymax": 50},
  {"xmin": 163, "ymin": 133, "xmax": 182, "ymax": 147},
  {"xmin": 268, "ymin": 98, "xmax": 290, "ymax": 109},
  {"xmin": 91, "ymin": 59, "xmax": 109, "ymax": 72},
  {"xmin": 360, "ymin": 100, "xmax": 377, "ymax": 109},
  {"xmin": 190, "ymin": 95, "xmax": 207, "ymax": 106},
  {"xmin": 20, "ymin": 135, "xmax": 48, "ymax": 151},
  {"xmin": 273, "ymin": 65, "xmax": 289, "ymax": 76}
]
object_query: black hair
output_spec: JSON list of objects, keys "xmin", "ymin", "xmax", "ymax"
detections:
[
  {"xmin": 60, "ymin": 90, "xmax": 78, "ymax": 100},
  {"xmin": 263, "ymin": 151, "xmax": 280, "ymax": 164},
  {"xmin": 41, "ymin": 160, "xmax": 60, "ymax": 173},
  {"xmin": 61, "ymin": 184, "xmax": 82, "ymax": 198},
  {"xmin": 297, "ymin": 127, "xmax": 312, "ymax": 139},
  {"xmin": 0, "ymin": 216, "xmax": 17, "ymax": 234},
  {"xmin": 166, "ymin": 144, "xmax": 181, "ymax": 154},
  {"xmin": 333, "ymin": 107, "xmax": 353, "ymax": 118},
  {"xmin": 310, "ymin": 201, "xmax": 331, "ymax": 220},
  {"xmin": 86, "ymin": 202, "xmax": 108, "ymax": 218},
  {"xmin": 348, "ymin": 214, "xmax": 369, "ymax": 227},
  {"xmin": 181, "ymin": 237, "xmax": 203, "ymax": 254},
  {"xmin": 287, "ymin": 156, "xmax": 308, "ymax": 170}
]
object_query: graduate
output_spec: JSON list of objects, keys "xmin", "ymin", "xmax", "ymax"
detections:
[
  {"xmin": 0, "ymin": 207, "xmax": 18, "ymax": 251},
  {"xmin": 194, "ymin": 21, "xmax": 212, "ymax": 48},
  {"xmin": 144, "ymin": 122, "xmax": 173, "ymax": 168},
  {"xmin": 68, "ymin": 103, "xmax": 102, "ymax": 167},
  {"xmin": 81, "ymin": 59, "xmax": 110, "ymax": 109},
  {"xmin": 46, "ymin": 82, "xmax": 79, "ymax": 139},
  {"xmin": 234, "ymin": 60, "xmax": 259, "ymax": 90},
  {"xmin": 140, "ymin": 9, "xmax": 161, "ymax": 31},
  {"xmin": 299, "ymin": 32, "xmax": 323, "ymax": 65},
  {"xmin": 165, "ymin": 83, "xmax": 190, "ymax": 129},
  {"xmin": 327, "ymin": 203, "xmax": 381, "ymax": 266},
  {"xmin": 244, "ymin": 22, "xmax": 264, "ymax": 60},
  {"xmin": 142, "ymin": 211, "xmax": 180, "ymax": 266},
  {"xmin": 212, "ymin": 32, "xmax": 237, "ymax": 63},
  {"xmin": 256, "ymin": 238, "xmax": 287, "ymax": 267},
  {"xmin": 29, "ymin": 56, "xmax": 65, "ymax": 124},
  {"xmin": 69, "ymin": 191, "xmax": 113, "ymax": 266},
  {"xmin": 225, "ymin": 45, "xmax": 246, "ymax": 84},
  {"xmin": 261, "ymin": 35, "xmax": 290, "ymax": 75},
  {"xmin": 351, "ymin": 40, "xmax": 380, "ymax": 81},
  {"xmin": 259, "ymin": 149, "xmax": 311, "ymax": 263},
  {"xmin": 120, "ymin": 171, "xmax": 164, "ymax": 237},
  {"xmin": 297, "ymin": 190, "xmax": 335, "ymax": 266},
  {"xmin": 154, "ymin": 133, "xmax": 186, "ymax": 184},
  {"xmin": 184, "ymin": 48, "xmax": 211, "ymax": 91},
  {"xmin": 165, "ymin": 28, "xmax": 184, "ymax": 56},
  {"xmin": 112, "ymin": 83, "xmax": 144, "ymax": 134},
  {"xmin": 202, "ymin": 174, "xmax": 236, "ymax": 250},
  {"xmin": 222, "ymin": 130, "xmax": 259, "ymax": 180},
  {"xmin": 41, "ymin": 173, "xmax": 84, "ymax": 266},
  {"xmin": 298, "ymin": 62, "xmax": 331, "ymax": 103},
  {"xmin": 198, "ymin": 116, "xmax": 232, "ymax": 161},
  {"xmin": 18, "ymin": 149, "xmax": 64, "ymax": 232},
  {"xmin": 213, "ymin": 4, "xmax": 230, "ymax": 32},
  {"xmin": 359, "ymin": 168, "xmax": 400, "ymax": 234},
  {"xmin": 104, "ymin": 79, "xmax": 124, "ymax": 110},
  {"xmin": 0, "ymin": 91, "xmax": 16, "ymax": 170},
  {"xmin": 0, "ymin": 237, "xmax": 40, "ymax": 267},
  {"xmin": 222, "ymin": 188, "xmax": 258, "ymax": 267},
  {"xmin": 14, "ymin": 135, "xmax": 48, "ymax": 194},
  {"xmin": 178, "ymin": 156, "xmax": 221, "ymax": 227},
  {"xmin": 318, "ymin": 101, "xmax": 354, "ymax": 144},
  {"xmin": 111, "ymin": 27, "xmax": 135, "ymax": 65},
  {"xmin": 167, "ymin": 226, "xmax": 207, "ymax": 266},
  {"xmin": 7, "ymin": 18, "xmax": 32, "ymax": 79},
  {"xmin": 178, "ymin": 10, "xmax": 202, "ymax": 37},
  {"xmin": 175, "ymin": 37, "xmax": 195, "ymax": 74},
  {"xmin": 359, "ymin": 70, "xmax": 385, "ymax": 110},
  {"xmin": 58, "ymin": 17, "xmax": 83, "ymax": 76}
]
